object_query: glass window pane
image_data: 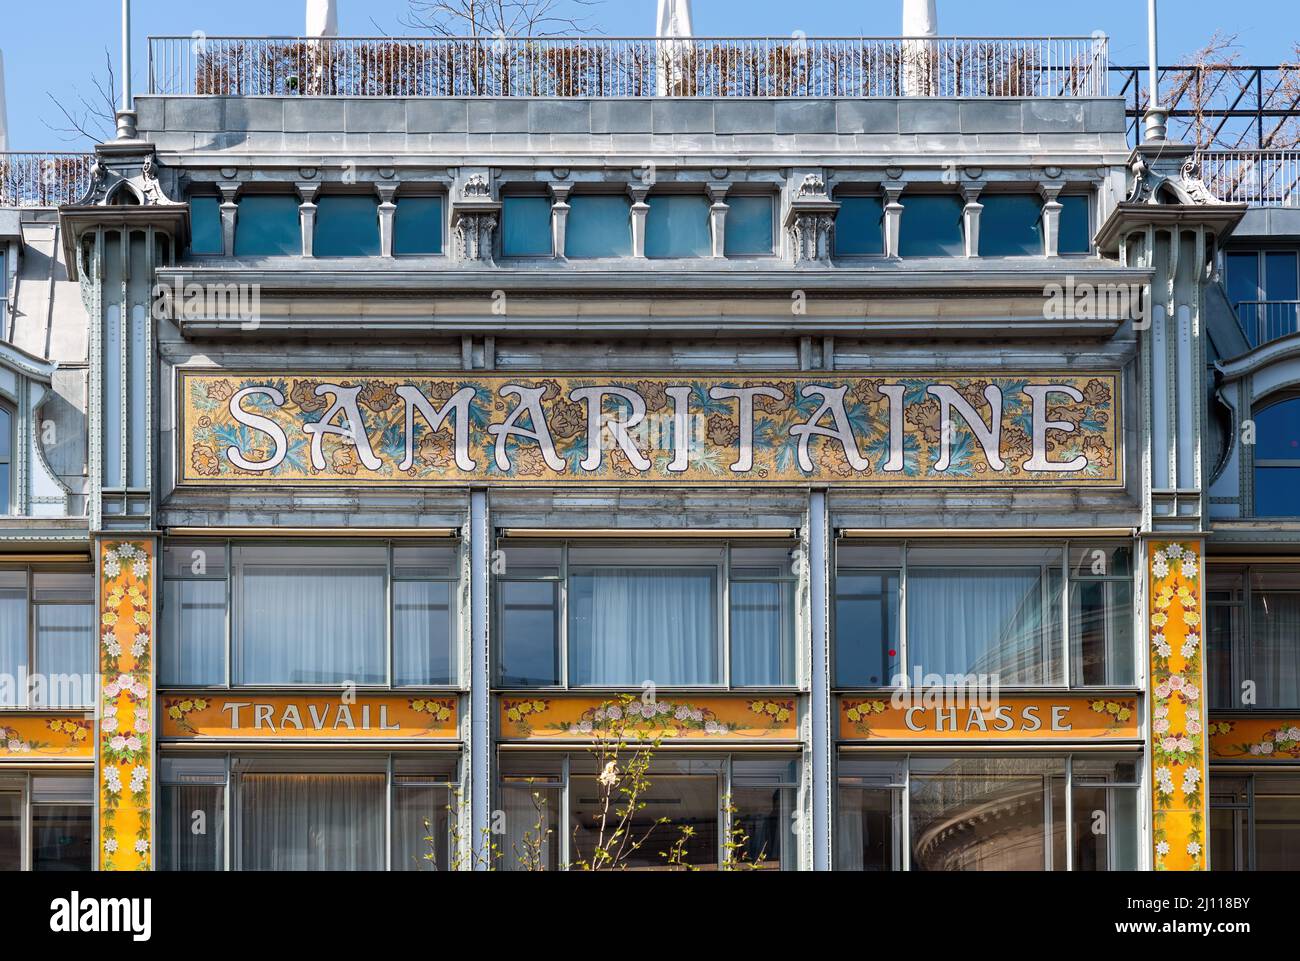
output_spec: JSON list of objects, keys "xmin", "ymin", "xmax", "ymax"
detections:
[
  {"xmin": 501, "ymin": 783, "xmax": 560, "ymax": 871},
  {"xmin": 1058, "ymin": 194, "xmax": 1092, "ymax": 254},
  {"xmin": 980, "ymin": 195, "xmax": 1043, "ymax": 256},
  {"xmin": 238, "ymin": 772, "xmax": 384, "ymax": 870},
  {"xmin": 499, "ymin": 580, "xmax": 560, "ymax": 686},
  {"xmin": 31, "ymin": 804, "xmax": 92, "ymax": 871},
  {"xmin": 188, "ymin": 196, "xmax": 224, "ymax": 255},
  {"xmin": 1225, "ymin": 251, "xmax": 1261, "ymax": 307},
  {"xmin": 909, "ymin": 756, "xmax": 1063, "ymax": 871},
  {"xmin": 725, "ymin": 195, "xmax": 774, "ymax": 256},
  {"xmin": 1072, "ymin": 785, "xmax": 1139, "ymax": 870},
  {"xmin": 0, "ymin": 571, "xmax": 26, "ymax": 701},
  {"xmin": 565, "ymin": 195, "xmax": 631, "ymax": 259},
  {"xmin": 0, "ymin": 793, "xmax": 20, "ymax": 871},
  {"xmin": 646, "ymin": 195, "xmax": 711, "ymax": 259},
  {"xmin": 161, "ymin": 578, "xmax": 226, "ymax": 685},
  {"xmin": 836, "ymin": 783, "xmax": 901, "ymax": 870},
  {"xmin": 235, "ymin": 546, "xmax": 386, "ymax": 685},
  {"xmin": 570, "ymin": 771, "xmax": 719, "ymax": 870},
  {"xmin": 234, "ymin": 195, "xmax": 301, "ymax": 256},
  {"xmin": 1264, "ymin": 251, "xmax": 1299, "ymax": 302},
  {"xmin": 502, "ymin": 196, "xmax": 553, "ymax": 257},
  {"xmin": 835, "ymin": 572, "xmax": 899, "ymax": 687},
  {"xmin": 906, "ymin": 553, "xmax": 1056, "ymax": 684},
  {"xmin": 392, "ymin": 778, "xmax": 453, "ymax": 871},
  {"xmin": 1256, "ymin": 466, "xmax": 1300, "ymax": 517},
  {"xmin": 33, "ymin": 573, "xmax": 95, "ymax": 708},
  {"xmin": 1069, "ymin": 579, "xmax": 1134, "ymax": 686},
  {"xmin": 394, "ymin": 580, "xmax": 454, "ymax": 686},
  {"xmin": 569, "ymin": 567, "xmax": 718, "ymax": 686},
  {"xmin": 1249, "ymin": 569, "xmax": 1300, "ymax": 707},
  {"xmin": 160, "ymin": 782, "xmax": 225, "ymax": 870},
  {"xmin": 1210, "ymin": 805, "xmax": 1247, "ymax": 871},
  {"xmin": 1207, "ymin": 589, "xmax": 1238, "ymax": 709},
  {"xmin": 730, "ymin": 578, "xmax": 795, "ymax": 686},
  {"xmin": 1255, "ymin": 777, "xmax": 1300, "ymax": 871},
  {"xmin": 1255, "ymin": 398, "xmax": 1300, "ymax": 460},
  {"xmin": 393, "ymin": 196, "xmax": 443, "ymax": 255},
  {"xmin": 836, "ymin": 196, "xmax": 884, "ymax": 256},
  {"xmin": 732, "ymin": 785, "xmax": 795, "ymax": 869},
  {"xmin": 314, "ymin": 195, "xmax": 380, "ymax": 257},
  {"xmin": 900, "ymin": 195, "xmax": 964, "ymax": 257}
]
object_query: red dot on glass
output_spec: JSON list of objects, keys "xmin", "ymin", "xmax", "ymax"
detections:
[{"xmin": 888, "ymin": 650, "xmax": 897, "ymax": 657}]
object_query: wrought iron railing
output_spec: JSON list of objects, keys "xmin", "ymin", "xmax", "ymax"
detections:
[
  {"xmin": 0, "ymin": 153, "xmax": 95, "ymax": 208},
  {"xmin": 147, "ymin": 35, "xmax": 1109, "ymax": 98},
  {"xmin": 1197, "ymin": 150, "xmax": 1300, "ymax": 206},
  {"xmin": 1236, "ymin": 300, "xmax": 1300, "ymax": 347}
]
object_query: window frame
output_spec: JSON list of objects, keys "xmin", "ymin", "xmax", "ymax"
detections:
[
  {"xmin": 1207, "ymin": 561, "xmax": 1300, "ymax": 709},
  {"xmin": 158, "ymin": 539, "xmax": 462, "ymax": 690},
  {"xmin": 1057, "ymin": 191, "xmax": 1096, "ymax": 256},
  {"xmin": 391, "ymin": 191, "xmax": 448, "ymax": 258},
  {"xmin": 499, "ymin": 191, "xmax": 555, "ymax": 259},
  {"xmin": 1250, "ymin": 393, "xmax": 1300, "ymax": 517},
  {"xmin": 832, "ymin": 539, "xmax": 1139, "ymax": 691},
  {"xmin": 232, "ymin": 190, "xmax": 303, "ymax": 258},
  {"xmin": 977, "ymin": 192, "xmax": 1046, "ymax": 258},
  {"xmin": 0, "ymin": 564, "xmax": 96, "ymax": 709},
  {"xmin": 493, "ymin": 539, "xmax": 801, "ymax": 691},
  {"xmin": 721, "ymin": 191, "xmax": 778, "ymax": 259},
  {"xmin": 0, "ymin": 772, "xmax": 95, "ymax": 872},
  {"xmin": 832, "ymin": 190, "xmax": 887, "ymax": 259},
  {"xmin": 834, "ymin": 752, "xmax": 1141, "ymax": 871}
]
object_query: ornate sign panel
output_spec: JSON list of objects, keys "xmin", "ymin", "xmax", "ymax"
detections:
[
  {"xmin": 0, "ymin": 715, "xmax": 95, "ymax": 760},
  {"xmin": 497, "ymin": 695, "xmax": 800, "ymax": 742},
  {"xmin": 837, "ymin": 694, "xmax": 1141, "ymax": 742},
  {"xmin": 179, "ymin": 371, "xmax": 1121, "ymax": 487},
  {"xmin": 1208, "ymin": 717, "xmax": 1300, "ymax": 760},
  {"xmin": 159, "ymin": 693, "xmax": 459, "ymax": 742}
]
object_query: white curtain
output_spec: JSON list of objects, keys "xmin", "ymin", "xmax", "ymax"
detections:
[
  {"xmin": 836, "ymin": 788, "xmax": 867, "ymax": 871},
  {"xmin": 907, "ymin": 567, "xmax": 1047, "ymax": 683},
  {"xmin": 239, "ymin": 564, "xmax": 385, "ymax": 684},
  {"xmin": 162, "ymin": 579, "xmax": 225, "ymax": 685},
  {"xmin": 393, "ymin": 580, "xmax": 452, "ymax": 686},
  {"xmin": 730, "ymin": 579, "xmax": 791, "ymax": 686},
  {"xmin": 34, "ymin": 603, "xmax": 94, "ymax": 707},
  {"xmin": 0, "ymin": 579, "xmax": 25, "ymax": 703},
  {"xmin": 569, "ymin": 567, "xmax": 716, "ymax": 685},
  {"xmin": 239, "ymin": 773, "xmax": 384, "ymax": 871},
  {"xmin": 1253, "ymin": 592, "xmax": 1300, "ymax": 706},
  {"xmin": 502, "ymin": 785, "xmax": 558, "ymax": 871},
  {"xmin": 391, "ymin": 781, "xmax": 451, "ymax": 871}
]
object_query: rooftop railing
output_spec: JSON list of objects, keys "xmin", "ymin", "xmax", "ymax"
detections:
[
  {"xmin": 1197, "ymin": 150, "xmax": 1300, "ymax": 207},
  {"xmin": 1235, "ymin": 300, "xmax": 1300, "ymax": 347},
  {"xmin": 147, "ymin": 35, "xmax": 1109, "ymax": 98},
  {"xmin": 0, "ymin": 153, "xmax": 95, "ymax": 208}
]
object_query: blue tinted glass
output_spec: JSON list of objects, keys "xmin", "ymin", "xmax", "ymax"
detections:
[
  {"xmin": 234, "ymin": 195, "xmax": 301, "ymax": 257},
  {"xmin": 836, "ymin": 196, "xmax": 884, "ymax": 256},
  {"xmin": 502, "ymin": 196, "xmax": 553, "ymax": 257},
  {"xmin": 1265, "ymin": 251, "xmax": 1298, "ymax": 301},
  {"xmin": 314, "ymin": 195, "xmax": 380, "ymax": 257},
  {"xmin": 1256, "ymin": 398, "xmax": 1300, "ymax": 460},
  {"xmin": 393, "ymin": 197, "xmax": 443, "ymax": 255},
  {"xmin": 724, "ymin": 195, "xmax": 774, "ymax": 256},
  {"xmin": 188, "ymin": 196, "xmax": 223, "ymax": 255},
  {"xmin": 980, "ymin": 195, "xmax": 1043, "ymax": 257},
  {"xmin": 565, "ymin": 195, "xmax": 632, "ymax": 258},
  {"xmin": 1059, "ymin": 194, "xmax": 1092, "ymax": 254},
  {"xmin": 646, "ymin": 195, "xmax": 711, "ymax": 258},
  {"xmin": 1226, "ymin": 252, "xmax": 1260, "ymax": 307},
  {"xmin": 900, "ymin": 195, "xmax": 964, "ymax": 257},
  {"xmin": 1256, "ymin": 467, "xmax": 1300, "ymax": 516}
]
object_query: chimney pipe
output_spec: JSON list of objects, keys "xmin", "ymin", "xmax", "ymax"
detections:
[{"xmin": 1143, "ymin": 0, "xmax": 1168, "ymax": 142}]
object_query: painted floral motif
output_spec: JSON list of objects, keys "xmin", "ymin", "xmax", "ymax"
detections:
[
  {"xmin": 1215, "ymin": 723, "xmax": 1300, "ymax": 759},
  {"xmin": 746, "ymin": 699, "xmax": 795, "ymax": 724},
  {"xmin": 99, "ymin": 541, "xmax": 153, "ymax": 871},
  {"xmin": 1148, "ymin": 542, "xmax": 1208, "ymax": 872},
  {"xmin": 1088, "ymin": 698, "xmax": 1136, "ymax": 727},
  {"xmin": 181, "ymin": 373, "xmax": 1120, "ymax": 486},
  {"xmin": 408, "ymin": 697, "xmax": 456, "ymax": 730},
  {"xmin": 163, "ymin": 697, "xmax": 211, "ymax": 735},
  {"xmin": 501, "ymin": 696, "xmax": 796, "ymax": 740},
  {"xmin": 842, "ymin": 699, "xmax": 888, "ymax": 736}
]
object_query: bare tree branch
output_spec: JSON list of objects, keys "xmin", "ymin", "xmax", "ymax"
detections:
[
  {"xmin": 42, "ymin": 49, "xmax": 118, "ymax": 146},
  {"xmin": 399, "ymin": 0, "xmax": 604, "ymax": 39}
]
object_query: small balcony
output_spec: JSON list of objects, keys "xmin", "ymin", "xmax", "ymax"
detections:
[
  {"xmin": 146, "ymin": 35, "xmax": 1110, "ymax": 99},
  {"xmin": 0, "ymin": 153, "xmax": 95, "ymax": 208}
]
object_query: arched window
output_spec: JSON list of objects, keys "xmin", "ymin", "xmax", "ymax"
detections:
[
  {"xmin": 0, "ymin": 404, "xmax": 12, "ymax": 515},
  {"xmin": 1254, "ymin": 396, "xmax": 1300, "ymax": 516}
]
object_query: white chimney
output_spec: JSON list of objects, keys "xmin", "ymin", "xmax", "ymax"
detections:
[
  {"xmin": 0, "ymin": 49, "xmax": 9, "ymax": 153},
  {"xmin": 656, "ymin": 0, "xmax": 694, "ymax": 97},
  {"xmin": 306, "ymin": 0, "xmax": 339, "ymax": 38},
  {"xmin": 902, "ymin": 0, "xmax": 939, "ymax": 97}
]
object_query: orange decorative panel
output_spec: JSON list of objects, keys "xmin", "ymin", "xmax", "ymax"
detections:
[
  {"xmin": 98, "ymin": 540, "xmax": 155, "ymax": 871},
  {"xmin": 160, "ymin": 693, "xmax": 459, "ymax": 741},
  {"xmin": 1148, "ymin": 541, "xmax": 1209, "ymax": 871},
  {"xmin": 0, "ymin": 715, "xmax": 95, "ymax": 760},
  {"xmin": 837, "ymin": 695, "xmax": 1140, "ymax": 741},
  {"xmin": 497, "ymin": 694, "xmax": 800, "ymax": 741},
  {"xmin": 1208, "ymin": 717, "xmax": 1300, "ymax": 760}
]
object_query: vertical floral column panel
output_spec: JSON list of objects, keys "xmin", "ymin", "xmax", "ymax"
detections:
[
  {"xmin": 98, "ymin": 540, "xmax": 154, "ymax": 870},
  {"xmin": 1148, "ymin": 541, "xmax": 1209, "ymax": 870}
]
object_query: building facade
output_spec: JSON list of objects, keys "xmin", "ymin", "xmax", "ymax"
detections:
[{"xmin": 0, "ymin": 32, "xmax": 1296, "ymax": 871}]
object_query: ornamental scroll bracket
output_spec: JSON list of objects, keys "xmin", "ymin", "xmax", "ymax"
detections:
[
  {"xmin": 784, "ymin": 173, "xmax": 840, "ymax": 265},
  {"xmin": 450, "ymin": 172, "xmax": 503, "ymax": 265}
]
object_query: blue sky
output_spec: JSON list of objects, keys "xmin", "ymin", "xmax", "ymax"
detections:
[{"xmin": 2, "ymin": 0, "xmax": 1297, "ymax": 150}]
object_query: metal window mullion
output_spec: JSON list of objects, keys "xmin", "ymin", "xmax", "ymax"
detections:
[
  {"xmin": 386, "ymin": 541, "xmax": 394, "ymax": 688},
  {"xmin": 559, "ymin": 542, "xmax": 569, "ymax": 689},
  {"xmin": 225, "ymin": 542, "xmax": 234, "ymax": 688},
  {"xmin": 1061, "ymin": 542, "xmax": 1072, "ymax": 686},
  {"xmin": 722, "ymin": 543, "xmax": 731, "ymax": 688},
  {"xmin": 25, "ymin": 567, "xmax": 33, "ymax": 708},
  {"xmin": 1064, "ymin": 755, "xmax": 1074, "ymax": 871},
  {"xmin": 117, "ymin": 231, "xmax": 129, "ymax": 492},
  {"xmin": 560, "ymin": 753, "xmax": 571, "ymax": 870}
]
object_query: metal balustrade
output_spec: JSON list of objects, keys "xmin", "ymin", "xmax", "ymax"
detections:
[
  {"xmin": 147, "ymin": 35, "xmax": 1109, "ymax": 98},
  {"xmin": 1236, "ymin": 300, "xmax": 1300, "ymax": 347},
  {"xmin": 1197, "ymin": 150, "xmax": 1300, "ymax": 207},
  {"xmin": 0, "ymin": 153, "xmax": 95, "ymax": 208}
]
